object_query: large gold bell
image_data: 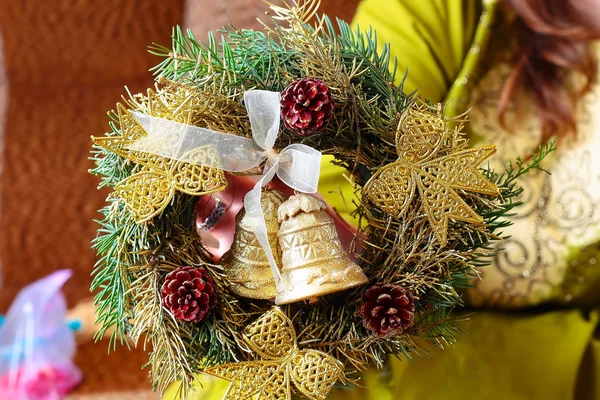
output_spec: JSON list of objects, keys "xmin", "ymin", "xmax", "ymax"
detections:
[
  {"xmin": 275, "ymin": 194, "xmax": 368, "ymax": 305},
  {"xmin": 221, "ymin": 189, "xmax": 285, "ymax": 300}
]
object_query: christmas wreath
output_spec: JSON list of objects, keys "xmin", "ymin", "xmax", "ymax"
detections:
[{"xmin": 90, "ymin": 1, "xmax": 553, "ymax": 398}]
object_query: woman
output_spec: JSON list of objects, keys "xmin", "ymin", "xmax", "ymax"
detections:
[
  {"xmin": 167, "ymin": 0, "xmax": 600, "ymax": 398},
  {"xmin": 321, "ymin": 0, "xmax": 600, "ymax": 398}
]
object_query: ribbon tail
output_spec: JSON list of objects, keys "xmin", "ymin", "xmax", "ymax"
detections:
[
  {"xmin": 243, "ymin": 160, "xmax": 282, "ymax": 284},
  {"xmin": 128, "ymin": 112, "xmax": 266, "ymax": 172}
]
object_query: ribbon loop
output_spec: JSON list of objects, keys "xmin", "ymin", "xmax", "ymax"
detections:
[
  {"xmin": 244, "ymin": 90, "xmax": 281, "ymax": 150},
  {"xmin": 128, "ymin": 90, "xmax": 322, "ymax": 290}
]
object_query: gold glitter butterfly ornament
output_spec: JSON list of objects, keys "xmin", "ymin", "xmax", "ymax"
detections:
[
  {"xmin": 205, "ymin": 307, "xmax": 345, "ymax": 400},
  {"xmin": 91, "ymin": 92, "xmax": 227, "ymax": 222},
  {"xmin": 363, "ymin": 103, "xmax": 500, "ymax": 246}
]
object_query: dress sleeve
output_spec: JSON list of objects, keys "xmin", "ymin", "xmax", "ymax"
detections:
[{"xmin": 352, "ymin": 0, "xmax": 480, "ymax": 102}]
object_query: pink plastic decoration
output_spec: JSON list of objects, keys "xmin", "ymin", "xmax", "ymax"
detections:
[{"xmin": 0, "ymin": 270, "xmax": 81, "ymax": 399}]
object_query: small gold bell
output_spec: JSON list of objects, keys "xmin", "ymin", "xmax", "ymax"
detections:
[
  {"xmin": 275, "ymin": 194, "xmax": 368, "ymax": 305},
  {"xmin": 221, "ymin": 189, "xmax": 285, "ymax": 300}
]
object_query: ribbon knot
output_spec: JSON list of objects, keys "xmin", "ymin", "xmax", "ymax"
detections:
[
  {"xmin": 265, "ymin": 147, "xmax": 279, "ymax": 161},
  {"xmin": 129, "ymin": 90, "xmax": 322, "ymax": 288}
]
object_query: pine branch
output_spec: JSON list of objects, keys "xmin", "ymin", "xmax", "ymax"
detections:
[
  {"xmin": 91, "ymin": 199, "xmax": 152, "ymax": 348},
  {"xmin": 461, "ymin": 138, "xmax": 558, "ymax": 277},
  {"xmin": 150, "ymin": 26, "xmax": 299, "ymax": 92},
  {"xmin": 331, "ymin": 17, "xmax": 410, "ymax": 110},
  {"xmin": 494, "ymin": 137, "xmax": 557, "ymax": 194}
]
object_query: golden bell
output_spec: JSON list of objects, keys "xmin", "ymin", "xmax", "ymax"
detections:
[
  {"xmin": 275, "ymin": 194, "xmax": 368, "ymax": 305},
  {"xmin": 221, "ymin": 189, "xmax": 285, "ymax": 300}
]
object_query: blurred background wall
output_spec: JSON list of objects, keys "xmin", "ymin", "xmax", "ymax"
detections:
[{"xmin": 0, "ymin": 0, "xmax": 357, "ymax": 396}]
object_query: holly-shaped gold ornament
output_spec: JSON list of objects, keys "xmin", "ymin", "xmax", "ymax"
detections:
[
  {"xmin": 205, "ymin": 307, "xmax": 345, "ymax": 400},
  {"xmin": 91, "ymin": 91, "xmax": 226, "ymax": 223},
  {"xmin": 363, "ymin": 102, "xmax": 499, "ymax": 246}
]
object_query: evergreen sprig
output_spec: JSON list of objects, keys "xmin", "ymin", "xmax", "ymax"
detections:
[{"xmin": 149, "ymin": 26, "xmax": 299, "ymax": 92}]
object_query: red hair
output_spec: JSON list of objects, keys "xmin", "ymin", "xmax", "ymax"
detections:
[{"xmin": 499, "ymin": 0, "xmax": 600, "ymax": 142}]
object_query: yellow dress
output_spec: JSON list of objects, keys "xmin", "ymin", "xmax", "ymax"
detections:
[
  {"xmin": 323, "ymin": 1, "xmax": 600, "ymax": 398},
  {"xmin": 165, "ymin": 0, "xmax": 600, "ymax": 398}
]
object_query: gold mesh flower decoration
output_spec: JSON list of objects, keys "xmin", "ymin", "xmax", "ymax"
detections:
[
  {"xmin": 205, "ymin": 307, "xmax": 345, "ymax": 400},
  {"xmin": 363, "ymin": 102, "xmax": 500, "ymax": 246},
  {"xmin": 92, "ymin": 92, "xmax": 227, "ymax": 222}
]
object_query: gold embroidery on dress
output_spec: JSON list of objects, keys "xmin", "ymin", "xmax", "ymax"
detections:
[{"xmin": 466, "ymin": 63, "xmax": 600, "ymax": 307}]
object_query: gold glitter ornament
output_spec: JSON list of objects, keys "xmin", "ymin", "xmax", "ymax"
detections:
[
  {"xmin": 275, "ymin": 194, "xmax": 368, "ymax": 305},
  {"xmin": 205, "ymin": 306, "xmax": 345, "ymax": 400},
  {"xmin": 220, "ymin": 189, "xmax": 286, "ymax": 300},
  {"xmin": 91, "ymin": 96, "xmax": 227, "ymax": 223},
  {"xmin": 363, "ymin": 102, "xmax": 499, "ymax": 246}
]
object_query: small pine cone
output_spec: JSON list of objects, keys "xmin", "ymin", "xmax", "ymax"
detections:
[
  {"xmin": 358, "ymin": 284, "xmax": 415, "ymax": 337},
  {"xmin": 280, "ymin": 78, "xmax": 334, "ymax": 136},
  {"xmin": 161, "ymin": 266, "xmax": 217, "ymax": 322}
]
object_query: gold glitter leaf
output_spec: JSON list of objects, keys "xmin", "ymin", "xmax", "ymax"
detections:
[
  {"xmin": 205, "ymin": 307, "xmax": 345, "ymax": 400},
  {"xmin": 172, "ymin": 147, "xmax": 226, "ymax": 195},
  {"xmin": 396, "ymin": 105, "xmax": 446, "ymax": 163},
  {"xmin": 115, "ymin": 169, "xmax": 175, "ymax": 222},
  {"xmin": 92, "ymin": 92, "xmax": 227, "ymax": 223},
  {"xmin": 363, "ymin": 102, "xmax": 500, "ymax": 246}
]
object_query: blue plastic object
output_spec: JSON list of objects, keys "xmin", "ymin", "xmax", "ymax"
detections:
[{"xmin": 66, "ymin": 320, "xmax": 82, "ymax": 332}]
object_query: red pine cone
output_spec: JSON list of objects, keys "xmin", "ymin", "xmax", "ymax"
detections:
[
  {"xmin": 358, "ymin": 284, "xmax": 415, "ymax": 337},
  {"xmin": 280, "ymin": 78, "xmax": 334, "ymax": 136},
  {"xmin": 161, "ymin": 266, "xmax": 217, "ymax": 322}
]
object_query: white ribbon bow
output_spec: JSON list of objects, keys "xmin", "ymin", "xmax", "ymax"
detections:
[{"xmin": 128, "ymin": 90, "xmax": 322, "ymax": 286}]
